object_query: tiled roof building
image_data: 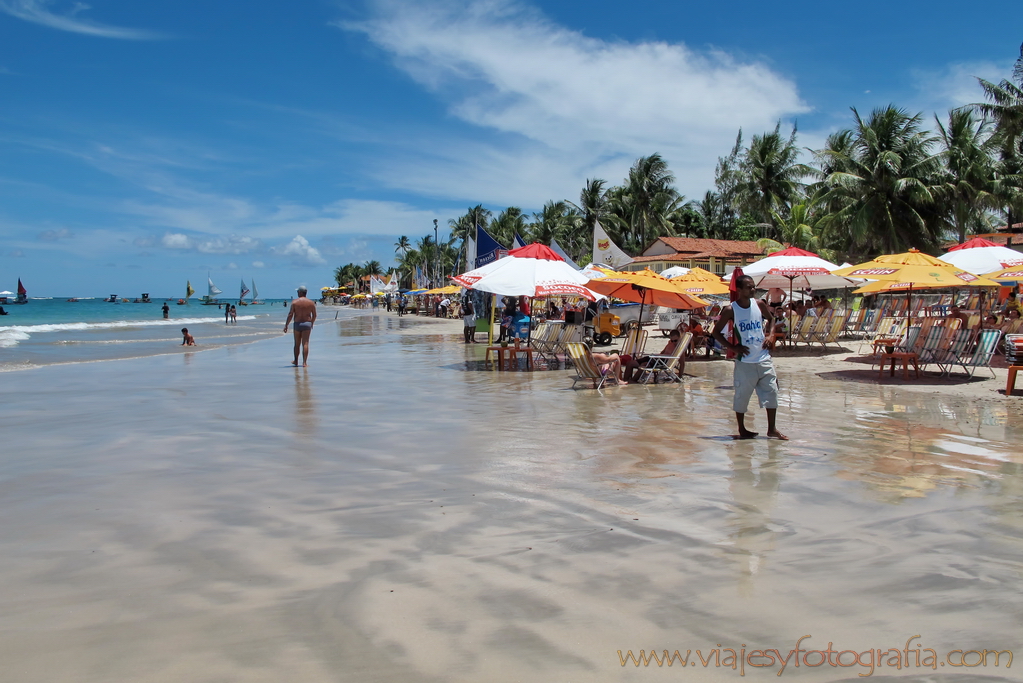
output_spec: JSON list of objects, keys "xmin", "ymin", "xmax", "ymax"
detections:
[{"xmin": 622, "ymin": 237, "xmax": 765, "ymax": 275}]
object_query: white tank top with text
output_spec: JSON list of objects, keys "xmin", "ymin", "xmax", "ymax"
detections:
[{"xmin": 731, "ymin": 300, "xmax": 769, "ymax": 364}]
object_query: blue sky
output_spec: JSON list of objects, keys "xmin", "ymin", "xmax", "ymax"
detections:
[{"xmin": 0, "ymin": 0, "xmax": 1020, "ymax": 297}]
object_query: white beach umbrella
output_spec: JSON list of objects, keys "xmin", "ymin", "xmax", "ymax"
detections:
[
  {"xmin": 0, "ymin": 291, "xmax": 13, "ymax": 296},
  {"xmin": 938, "ymin": 237, "xmax": 1023, "ymax": 274},
  {"xmin": 742, "ymin": 247, "xmax": 860, "ymax": 291},
  {"xmin": 452, "ymin": 243, "xmax": 600, "ymax": 300},
  {"xmin": 659, "ymin": 265, "xmax": 690, "ymax": 278}
]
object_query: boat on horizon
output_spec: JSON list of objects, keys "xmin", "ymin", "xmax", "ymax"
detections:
[
  {"xmin": 249, "ymin": 279, "xmax": 264, "ymax": 304},
  {"xmin": 0, "ymin": 278, "xmax": 29, "ymax": 305},
  {"xmin": 238, "ymin": 278, "xmax": 251, "ymax": 305},
  {"xmin": 200, "ymin": 274, "xmax": 223, "ymax": 305}
]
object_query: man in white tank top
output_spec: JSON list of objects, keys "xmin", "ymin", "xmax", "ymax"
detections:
[{"xmin": 711, "ymin": 274, "xmax": 788, "ymax": 440}]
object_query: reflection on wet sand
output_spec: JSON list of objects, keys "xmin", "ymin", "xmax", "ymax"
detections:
[{"xmin": 0, "ymin": 312, "xmax": 1021, "ymax": 682}]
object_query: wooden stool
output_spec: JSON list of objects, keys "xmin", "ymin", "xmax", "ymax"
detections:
[
  {"xmin": 879, "ymin": 351, "xmax": 920, "ymax": 379},
  {"xmin": 1007, "ymin": 365, "xmax": 1023, "ymax": 395}
]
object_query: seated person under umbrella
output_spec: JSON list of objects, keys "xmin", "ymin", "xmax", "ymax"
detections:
[{"xmin": 622, "ymin": 329, "xmax": 685, "ymax": 383}]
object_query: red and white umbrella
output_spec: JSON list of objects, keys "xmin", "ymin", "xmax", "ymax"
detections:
[
  {"xmin": 939, "ymin": 237, "xmax": 1023, "ymax": 274},
  {"xmin": 452, "ymin": 243, "xmax": 599, "ymax": 300},
  {"xmin": 741, "ymin": 247, "xmax": 860, "ymax": 291}
]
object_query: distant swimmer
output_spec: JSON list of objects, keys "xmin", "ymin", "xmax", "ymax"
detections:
[
  {"xmin": 181, "ymin": 328, "xmax": 196, "ymax": 346},
  {"xmin": 284, "ymin": 286, "xmax": 317, "ymax": 367},
  {"xmin": 162, "ymin": 302, "xmax": 170, "ymax": 319},
  {"xmin": 0, "ymin": 306, "xmax": 7, "ymax": 316}
]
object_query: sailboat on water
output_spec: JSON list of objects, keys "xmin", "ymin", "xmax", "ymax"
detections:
[
  {"xmin": 249, "ymin": 279, "xmax": 263, "ymax": 305},
  {"xmin": 179, "ymin": 280, "xmax": 195, "ymax": 305},
  {"xmin": 238, "ymin": 279, "xmax": 251, "ymax": 305},
  {"xmin": 1, "ymin": 278, "xmax": 28, "ymax": 305},
  {"xmin": 200, "ymin": 273, "xmax": 223, "ymax": 305}
]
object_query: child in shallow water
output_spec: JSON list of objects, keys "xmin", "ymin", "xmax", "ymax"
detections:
[{"xmin": 181, "ymin": 328, "xmax": 196, "ymax": 346}]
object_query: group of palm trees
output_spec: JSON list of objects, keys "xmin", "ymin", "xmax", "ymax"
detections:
[{"xmin": 342, "ymin": 46, "xmax": 1023, "ymax": 290}]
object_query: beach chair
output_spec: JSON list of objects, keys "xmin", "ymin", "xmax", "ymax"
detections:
[
  {"xmin": 934, "ymin": 329, "xmax": 974, "ymax": 377},
  {"xmin": 554, "ymin": 325, "xmax": 584, "ymax": 365},
  {"xmin": 804, "ymin": 315, "xmax": 831, "ymax": 346},
  {"xmin": 620, "ymin": 327, "xmax": 648, "ymax": 359},
  {"xmin": 947, "ymin": 328, "xmax": 1002, "ymax": 379},
  {"xmin": 637, "ymin": 332, "xmax": 692, "ymax": 384},
  {"xmin": 790, "ymin": 315, "xmax": 816, "ymax": 346},
  {"xmin": 915, "ymin": 323, "xmax": 953, "ymax": 371},
  {"xmin": 868, "ymin": 317, "xmax": 904, "ymax": 355},
  {"xmin": 816, "ymin": 313, "xmax": 848, "ymax": 348},
  {"xmin": 528, "ymin": 322, "xmax": 554, "ymax": 363},
  {"xmin": 565, "ymin": 342, "xmax": 612, "ymax": 389},
  {"xmin": 844, "ymin": 309, "xmax": 865, "ymax": 337}
]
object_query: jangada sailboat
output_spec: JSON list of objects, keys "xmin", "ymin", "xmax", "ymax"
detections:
[
  {"xmin": 249, "ymin": 279, "xmax": 263, "ymax": 305},
  {"xmin": 238, "ymin": 278, "xmax": 251, "ymax": 305},
  {"xmin": 201, "ymin": 274, "xmax": 223, "ymax": 305},
  {"xmin": 1, "ymin": 278, "xmax": 28, "ymax": 305}
]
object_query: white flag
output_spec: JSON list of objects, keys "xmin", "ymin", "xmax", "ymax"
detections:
[
  {"xmin": 592, "ymin": 222, "xmax": 633, "ymax": 269},
  {"xmin": 464, "ymin": 234, "xmax": 476, "ymax": 273}
]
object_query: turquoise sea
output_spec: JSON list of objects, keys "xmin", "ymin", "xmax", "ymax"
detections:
[{"xmin": 0, "ymin": 297, "xmax": 298, "ymax": 371}]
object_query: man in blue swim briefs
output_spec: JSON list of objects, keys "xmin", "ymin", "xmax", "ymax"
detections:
[
  {"xmin": 284, "ymin": 286, "xmax": 317, "ymax": 367},
  {"xmin": 711, "ymin": 274, "xmax": 788, "ymax": 440}
]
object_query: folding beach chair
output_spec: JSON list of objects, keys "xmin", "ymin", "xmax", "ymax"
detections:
[
  {"xmin": 790, "ymin": 315, "xmax": 816, "ymax": 346},
  {"xmin": 565, "ymin": 342, "xmax": 611, "ymax": 389},
  {"xmin": 620, "ymin": 327, "xmax": 648, "ymax": 359},
  {"xmin": 816, "ymin": 313, "xmax": 848, "ymax": 348},
  {"xmin": 947, "ymin": 328, "xmax": 1002, "ymax": 379},
  {"xmin": 805, "ymin": 315, "xmax": 831, "ymax": 346},
  {"xmin": 637, "ymin": 332, "xmax": 692, "ymax": 384},
  {"xmin": 915, "ymin": 323, "xmax": 952, "ymax": 371}
]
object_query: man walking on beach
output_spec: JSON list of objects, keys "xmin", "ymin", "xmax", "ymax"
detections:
[
  {"xmin": 284, "ymin": 286, "xmax": 317, "ymax": 367},
  {"xmin": 712, "ymin": 274, "xmax": 788, "ymax": 440}
]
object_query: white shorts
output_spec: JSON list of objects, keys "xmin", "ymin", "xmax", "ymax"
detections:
[
  {"xmin": 463, "ymin": 316, "xmax": 475, "ymax": 327},
  {"xmin": 732, "ymin": 358, "xmax": 779, "ymax": 413}
]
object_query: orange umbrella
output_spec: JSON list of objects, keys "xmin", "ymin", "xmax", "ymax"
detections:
[
  {"xmin": 667, "ymin": 266, "xmax": 730, "ymax": 295},
  {"xmin": 585, "ymin": 268, "xmax": 709, "ymax": 309}
]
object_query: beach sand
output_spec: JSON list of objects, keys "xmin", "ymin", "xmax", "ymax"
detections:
[{"xmin": 1, "ymin": 310, "xmax": 1021, "ymax": 682}]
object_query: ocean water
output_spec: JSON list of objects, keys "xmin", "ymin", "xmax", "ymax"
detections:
[{"xmin": 0, "ymin": 297, "xmax": 298, "ymax": 370}]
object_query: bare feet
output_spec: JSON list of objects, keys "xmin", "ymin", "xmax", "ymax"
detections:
[
  {"xmin": 291, "ymin": 360, "xmax": 298, "ymax": 366},
  {"xmin": 767, "ymin": 430, "xmax": 789, "ymax": 440},
  {"xmin": 733, "ymin": 430, "xmax": 759, "ymax": 440}
]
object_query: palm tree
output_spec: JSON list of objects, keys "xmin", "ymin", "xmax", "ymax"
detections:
[
  {"xmin": 733, "ymin": 123, "xmax": 813, "ymax": 238},
  {"xmin": 528, "ymin": 201, "xmax": 579, "ymax": 245},
  {"xmin": 755, "ymin": 200, "xmax": 824, "ymax": 254},
  {"xmin": 973, "ymin": 43, "xmax": 1023, "ymax": 229},
  {"xmin": 394, "ymin": 235, "xmax": 411, "ymax": 256},
  {"xmin": 694, "ymin": 191, "xmax": 726, "ymax": 239},
  {"xmin": 934, "ymin": 109, "xmax": 999, "ymax": 244},
  {"xmin": 448, "ymin": 205, "xmax": 492, "ymax": 241},
  {"xmin": 815, "ymin": 106, "xmax": 946, "ymax": 259},
  {"xmin": 489, "ymin": 207, "xmax": 528, "ymax": 247},
  {"xmin": 610, "ymin": 154, "xmax": 683, "ymax": 252}
]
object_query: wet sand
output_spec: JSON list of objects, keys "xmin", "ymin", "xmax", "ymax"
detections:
[{"xmin": 1, "ymin": 310, "xmax": 1021, "ymax": 682}]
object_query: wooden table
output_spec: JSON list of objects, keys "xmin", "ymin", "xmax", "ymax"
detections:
[
  {"xmin": 879, "ymin": 351, "xmax": 920, "ymax": 379},
  {"xmin": 1007, "ymin": 365, "xmax": 1023, "ymax": 396},
  {"xmin": 485, "ymin": 345, "xmax": 534, "ymax": 371}
]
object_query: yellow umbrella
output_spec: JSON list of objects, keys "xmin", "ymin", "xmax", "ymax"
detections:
[
  {"xmin": 833, "ymin": 248, "xmax": 1001, "ymax": 287},
  {"xmin": 667, "ymin": 266, "xmax": 731, "ymax": 295},
  {"xmin": 987, "ymin": 265, "xmax": 1023, "ymax": 281},
  {"xmin": 586, "ymin": 268, "xmax": 710, "ymax": 314},
  {"xmin": 836, "ymin": 248, "xmax": 1000, "ymax": 317}
]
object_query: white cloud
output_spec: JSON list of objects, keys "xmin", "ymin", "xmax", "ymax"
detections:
[
  {"xmin": 161, "ymin": 233, "xmax": 192, "ymax": 249},
  {"xmin": 271, "ymin": 235, "xmax": 325, "ymax": 266},
  {"xmin": 37, "ymin": 227, "xmax": 73, "ymax": 241},
  {"xmin": 0, "ymin": 0, "xmax": 163, "ymax": 39},
  {"xmin": 340, "ymin": 0, "xmax": 809, "ymax": 198},
  {"xmin": 910, "ymin": 60, "xmax": 1014, "ymax": 116},
  {"xmin": 252, "ymin": 261, "xmax": 265, "ymax": 269}
]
